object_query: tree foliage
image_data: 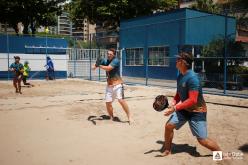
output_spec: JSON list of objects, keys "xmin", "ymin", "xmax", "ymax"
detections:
[
  {"xmin": 68, "ymin": 0, "xmax": 178, "ymax": 30},
  {"xmin": 202, "ymin": 38, "xmax": 245, "ymax": 58},
  {"xmin": 190, "ymin": 0, "xmax": 221, "ymax": 14},
  {"xmin": 0, "ymin": 0, "xmax": 65, "ymax": 35},
  {"xmin": 220, "ymin": 0, "xmax": 248, "ymax": 30}
]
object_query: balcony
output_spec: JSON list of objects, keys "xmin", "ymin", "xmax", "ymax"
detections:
[{"xmin": 236, "ymin": 27, "xmax": 248, "ymax": 43}]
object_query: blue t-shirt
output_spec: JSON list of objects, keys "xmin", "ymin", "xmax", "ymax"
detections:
[
  {"xmin": 101, "ymin": 58, "xmax": 123, "ymax": 85},
  {"xmin": 177, "ymin": 70, "xmax": 207, "ymax": 112},
  {"xmin": 10, "ymin": 62, "xmax": 24, "ymax": 76},
  {"xmin": 46, "ymin": 60, "xmax": 54, "ymax": 70}
]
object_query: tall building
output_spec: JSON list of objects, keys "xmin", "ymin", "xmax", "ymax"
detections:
[
  {"xmin": 72, "ymin": 19, "xmax": 96, "ymax": 41},
  {"xmin": 0, "ymin": 23, "xmax": 15, "ymax": 33},
  {"xmin": 57, "ymin": 12, "xmax": 72, "ymax": 36},
  {"xmin": 95, "ymin": 23, "xmax": 119, "ymax": 48},
  {"xmin": 57, "ymin": 13, "xmax": 97, "ymax": 41}
]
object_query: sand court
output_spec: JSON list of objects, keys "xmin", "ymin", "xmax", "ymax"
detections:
[{"xmin": 0, "ymin": 79, "xmax": 247, "ymax": 165}]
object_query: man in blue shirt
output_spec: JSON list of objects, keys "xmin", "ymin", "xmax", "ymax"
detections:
[
  {"xmin": 92, "ymin": 48, "xmax": 132, "ymax": 124},
  {"xmin": 9, "ymin": 56, "xmax": 24, "ymax": 94},
  {"xmin": 162, "ymin": 52, "xmax": 221, "ymax": 156},
  {"xmin": 45, "ymin": 56, "xmax": 55, "ymax": 80}
]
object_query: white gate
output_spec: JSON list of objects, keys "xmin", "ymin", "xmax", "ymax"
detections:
[{"xmin": 67, "ymin": 49, "xmax": 108, "ymax": 80}]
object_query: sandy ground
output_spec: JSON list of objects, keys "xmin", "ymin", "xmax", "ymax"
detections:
[{"xmin": 0, "ymin": 79, "xmax": 247, "ymax": 165}]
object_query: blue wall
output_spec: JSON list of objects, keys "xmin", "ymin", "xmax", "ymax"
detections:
[
  {"xmin": 120, "ymin": 9, "xmax": 186, "ymax": 80},
  {"xmin": 185, "ymin": 9, "xmax": 236, "ymax": 45},
  {"xmin": 0, "ymin": 35, "xmax": 68, "ymax": 79},
  {"xmin": 0, "ymin": 71, "xmax": 67, "ymax": 80},
  {"xmin": 0, "ymin": 35, "xmax": 67, "ymax": 53},
  {"xmin": 120, "ymin": 8, "xmax": 236, "ymax": 80}
]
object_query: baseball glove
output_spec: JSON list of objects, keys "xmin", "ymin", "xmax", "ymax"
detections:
[
  {"xmin": 153, "ymin": 95, "xmax": 169, "ymax": 112},
  {"xmin": 95, "ymin": 56, "xmax": 103, "ymax": 67}
]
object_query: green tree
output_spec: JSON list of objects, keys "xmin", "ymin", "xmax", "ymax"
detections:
[
  {"xmin": 190, "ymin": 0, "xmax": 221, "ymax": 14},
  {"xmin": 68, "ymin": 0, "xmax": 178, "ymax": 31},
  {"xmin": 220, "ymin": 0, "xmax": 248, "ymax": 30},
  {"xmin": 202, "ymin": 37, "xmax": 245, "ymax": 74},
  {"xmin": 202, "ymin": 38, "xmax": 245, "ymax": 58},
  {"xmin": 0, "ymin": 0, "xmax": 65, "ymax": 35},
  {"xmin": 224, "ymin": 0, "xmax": 248, "ymax": 8}
]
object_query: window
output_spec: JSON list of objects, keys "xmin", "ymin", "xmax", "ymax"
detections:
[
  {"xmin": 148, "ymin": 46, "xmax": 169, "ymax": 66},
  {"xmin": 125, "ymin": 48, "xmax": 144, "ymax": 66}
]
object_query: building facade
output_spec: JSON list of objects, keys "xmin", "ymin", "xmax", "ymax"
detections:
[
  {"xmin": 72, "ymin": 19, "xmax": 96, "ymax": 41},
  {"xmin": 120, "ymin": 8, "xmax": 236, "ymax": 80},
  {"xmin": 57, "ymin": 12, "xmax": 72, "ymax": 36}
]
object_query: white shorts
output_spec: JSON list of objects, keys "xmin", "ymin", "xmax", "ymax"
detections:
[{"xmin": 105, "ymin": 84, "xmax": 124, "ymax": 102}]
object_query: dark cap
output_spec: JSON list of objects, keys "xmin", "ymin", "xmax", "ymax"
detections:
[
  {"xmin": 14, "ymin": 56, "xmax": 20, "ymax": 59},
  {"xmin": 176, "ymin": 52, "xmax": 193, "ymax": 65}
]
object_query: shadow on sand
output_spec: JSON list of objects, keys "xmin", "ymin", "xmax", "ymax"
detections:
[
  {"xmin": 239, "ymin": 143, "xmax": 248, "ymax": 153},
  {"xmin": 87, "ymin": 115, "xmax": 129, "ymax": 125},
  {"xmin": 144, "ymin": 140, "xmax": 212, "ymax": 157}
]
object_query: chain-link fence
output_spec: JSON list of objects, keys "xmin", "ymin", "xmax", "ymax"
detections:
[
  {"xmin": 117, "ymin": 8, "xmax": 248, "ymax": 98},
  {"xmin": 68, "ymin": 48, "xmax": 108, "ymax": 81},
  {"xmin": 0, "ymin": 30, "xmax": 118, "ymax": 81}
]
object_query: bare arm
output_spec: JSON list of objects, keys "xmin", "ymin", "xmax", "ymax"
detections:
[{"xmin": 99, "ymin": 65, "xmax": 114, "ymax": 72}]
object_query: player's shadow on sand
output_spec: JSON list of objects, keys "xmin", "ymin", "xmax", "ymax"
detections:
[
  {"xmin": 144, "ymin": 140, "xmax": 212, "ymax": 157},
  {"xmin": 239, "ymin": 143, "xmax": 248, "ymax": 153},
  {"xmin": 21, "ymin": 85, "xmax": 34, "ymax": 88},
  {"xmin": 87, "ymin": 115, "xmax": 129, "ymax": 125}
]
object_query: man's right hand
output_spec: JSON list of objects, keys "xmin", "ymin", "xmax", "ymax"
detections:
[
  {"xmin": 9, "ymin": 68, "xmax": 14, "ymax": 72},
  {"xmin": 164, "ymin": 106, "xmax": 175, "ymax": 116}
]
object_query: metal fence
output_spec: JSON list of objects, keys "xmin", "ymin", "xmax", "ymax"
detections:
[
  {"xmin": 115, "ymin": 8, "xmax": 248, "ymax": 98},
  {"xmin": 1, "ymin": 45, "xmax": 247, "ymax": 98},
  {"xmin": 64, "ymin": 47, "xmax": 248, "ymax": 98},
  {"xmin": 1, "ymin": 8, "xmax": 248, "ymax": 98},
  {"xmin": 67, "ymin": 48, "xmax": 109, "ymax": 80}
]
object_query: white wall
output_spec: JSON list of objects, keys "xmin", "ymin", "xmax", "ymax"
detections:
[{"xmin": 0, "ymin": 53, "xmax": 68, "ymax": 71}]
